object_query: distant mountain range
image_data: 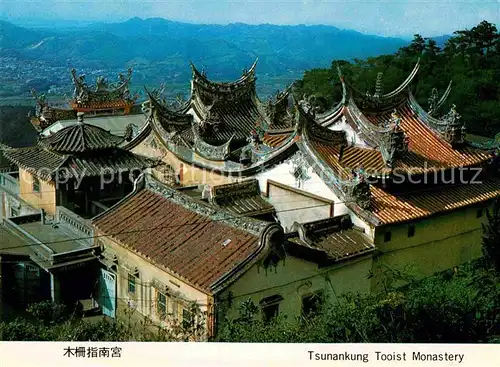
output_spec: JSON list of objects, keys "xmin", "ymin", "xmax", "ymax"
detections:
[
  {"xmin": 0, "ymin": 18, "xmax": 409, "ymax": 85},
  {"xmin": 0, "ymin": 17, "xmax": 451, "ymax": 98}
]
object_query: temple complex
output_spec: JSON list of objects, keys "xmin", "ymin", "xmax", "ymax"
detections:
[
  {"xmin": 1, "ymin": 57, "xmax": 499, "ymax": 335},
  {"xmin": 126, "ymin": 59, "xmax": 500, "ymax": 284},
  {"xmin": 29, "ymin": 68, "xmax": 146, "ymax": 139}
]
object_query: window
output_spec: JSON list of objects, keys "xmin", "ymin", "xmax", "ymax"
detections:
[
  {"xmin": 384, "ymin": 231, "xmax": 392, "ymax": 242},
  {"xmin": 408, "ymin": 225, "xmax": 415, "ymax": 237},
  {"xmin": 156, "ymin": 291, "xmax": 167, "ymax": 320},
  {"xmin": 32, "ymin": 177, "xmax": 40, "ymax": 193},
  {"xmin": 302, "ymin": 291, "xmax": 324, "ymax": 317},
  {"xmin": 182, "ymin": 308, "xmax": 194, "ymax": 329},
  {"xmin": 262, "ymin": 304, "xmax": 279, "ymax": 322},
  {"xmin": 477, "ymin": 209, "xmax": 483, "ymax": 218},
  {"xmin": 259, "ymin": 294, "xmax": 283, "ymax": 322},
  {"xmin": 128, "ymin": 274, "xmax": 136, "ymax": 295}
]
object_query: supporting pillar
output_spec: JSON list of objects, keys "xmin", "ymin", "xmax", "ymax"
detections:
[{"xmin": 50, "ymin": 273, "xmax": 60, "ymax": 303}]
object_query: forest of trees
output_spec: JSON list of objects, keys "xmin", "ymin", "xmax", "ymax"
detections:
[{"xmin": 295, "ymin": 20, "xmax": 500, "ymax": 138}]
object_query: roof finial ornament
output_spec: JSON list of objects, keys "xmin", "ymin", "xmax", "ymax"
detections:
[
  {"xmin": 428, "ymin": 88, "xmax": 439, "ymax": 114},
  {"xmin": 76, "ymin": 112, "xmax": 85, "ymax": 125},
  {"xmin": 441, "ymin": 104, "xmax": 466, "ymax": 146},
  {"xmin": 389, "ymin": 109, "xmax": 402, "ymax": 131},
  {"xmin": 374, "ymin": 72, "xmax": 384, "ymax": 99}
]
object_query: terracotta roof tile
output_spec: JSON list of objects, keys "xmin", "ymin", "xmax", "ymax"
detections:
[
  {"xmin": 211, "ymin": 180, "xmax": 275, "ymax": 216},
  {"xmin": 94, "ymin": 189, "xmax": 261, "ymax": 292},
  {"xmin": 263, "ymin": 132, "xmax": 292, "ymax": 148},
  {"xmin": 310, "ymin": 140, "xmax": 390, "ymax": 179},
  {"xmin": 370, "ymin": 178, "xmax": 500, "ymax": 224},
  {"xmin": 71, "ymin": 100, "xmax": 133, "ymax": 110},
  {"xmin": 365, "ymin": 102, "xmax": 491, "ymax": 171},
  {"xmin": 287, "ymin": 215, "xmax": 374, "ymax": 262}
]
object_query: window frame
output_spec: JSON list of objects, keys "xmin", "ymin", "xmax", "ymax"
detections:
[
  {"xmin": 182, "ymin": 307, "xmax": 194, "ymax": 329},
  {"xmin": 127, "ymin": 273, "xmax": 136, "ymax": 296},
  {"xmin": 408, "ymin": 224, "xmax": 416, "ymax": 237},
  {"xmin": 156, "ymin": 290, "xmax": 167, "ymax": 320},
  {"xmin": 32, "ymin": 176, "xmax": 40, "ymax": 193},
  {"xmin": 259, "ymin": 294, "xmax": 283, "ymax": 322},
  {"xmin": 384, "ymin": 231, "xmax": 392, "ymax": 242},
  {"xmin": 301, "ymin": 291, "xmax": 324, "ymax": 317}
]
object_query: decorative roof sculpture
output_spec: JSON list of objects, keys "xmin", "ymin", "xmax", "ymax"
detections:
[
  {"xmin": 70, "ymin": 68, "xmax": 138, "ymax": 109},
  {"xmin": 346, "ymin": 58, "xmax": 421, "ymax": 111},
  {"xmin": 30, "ymin": 88, "xmax": 76, "ymax": 131},
  {"xmin": 143, "ymin": 59, "xmax": 297, "ymax": 165},
  {"xmin": 441, "ymin": 104, "xmax": 467, "ymax": 147},
  {"xmin": 427, "ymin": 81, "xmax": 453, "ymax": 116}
]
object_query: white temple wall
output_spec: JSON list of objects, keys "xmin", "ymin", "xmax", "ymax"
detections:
[{"xmin": 255, "ymin": 157, "xmax": 374, "ymax": 237}]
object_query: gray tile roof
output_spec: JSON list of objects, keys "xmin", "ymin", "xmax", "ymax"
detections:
[{"xmin": 40, "ymin": 122, "xmax": 123, "ymax": 153}]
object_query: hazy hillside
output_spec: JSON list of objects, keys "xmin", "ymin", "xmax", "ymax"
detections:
[{"xmin": 0, "ymin": 18, "xmax": 408, "ymax": 94}]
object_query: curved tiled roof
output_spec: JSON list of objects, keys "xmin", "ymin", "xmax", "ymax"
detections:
[
  {"xmin": 40, "ymin": 121, "xmax": 123, "ymax": 153},
  {"xmin": 364, "ymin": 101, "xmax": 491, "ymax": 170},
  {"xmin": 3, "ymin": 146, "xmax": 158, "ymax": 180},
  {"xmin": 370, "ymin": 178, "xmax": 500, "ymax": 225},
  {"xmin": 310, "ymin": 140, "xmax": 390, "ymax": 180},
  {"xmin": 93, "ymin": 180, "xmax": 269, "ymax": 292}
]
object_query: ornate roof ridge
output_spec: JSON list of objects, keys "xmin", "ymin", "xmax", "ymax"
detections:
[
  {"xmin": 345, "ymin": 58, "xmax": 420, "ymax": 102},
  {"xmin": 146, "ymin": 89, "xmax": 193, "ymax": 124},
  {"xmin": 70, "ymin": 68, "xmax": 138, "ymax": 106},
  {"xmin": 190, "ymin": 58, "xmax": 258, "ymax": 88},
  {"xmin": 295, "ymin": 98, "xmax": 348, "ymax": 147},
  {"xmin": 144, "ymin": 174, "xmax": 271, "ymax": 235},
  {"xmin": 428, "ymin": 81, "xmax": 453, "ymax": 116},
  {"xmin": 314, "ymin": 65, "xmax": 348, "ymax": 124},
  {"xmin": 192, "ymin": 123, "xmax": 233, "ymax": 161},
  {"xmin": 407, "ymin": 91, "xmax": 467, "ymax": 147}
]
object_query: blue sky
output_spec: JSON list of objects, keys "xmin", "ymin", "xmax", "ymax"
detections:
[{"xmin": 2, "ymin": 0, "xmax": 499, "ymax": 37}]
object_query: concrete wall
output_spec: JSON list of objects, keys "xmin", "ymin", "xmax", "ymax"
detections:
[
  {"xmin": 97, "ymin": 235, "xmax": 210, "ymax": 332},
  {"xmin": 255, "ymin": 157, "xmax": 375, "ymax": 237},
  {"xmin": 19, "ymin": 169, "xmax": 57, "ymax": 215},
  {"xmin": 220, "ymin": 254, "xmax": 373, "ymax": 321},
  {"xmin": 267, "ymin": 181, "xmax": 333, "ymax": 232},
  {"xmin": 132, "ymin": 135, "xmax": 235, "ymax": 186},
  {"xmin": 371, "ymin": 203, "xmax": 493, "ymax": 290}
]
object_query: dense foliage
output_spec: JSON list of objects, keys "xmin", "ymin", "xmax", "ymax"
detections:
[
  {"xmin": 217, "ymin": 261, "xmax": 500, "ymax": 343},
  {"xmin": 295, "ymin": 21, "xmax": 500, "ymax": 137},
  {"xmin": 0, "ymin": 106, "xmax": 38, "ymax": 147},
  {"xmin": 482, "ymin": 197, "xmax": 500, "ymax": 272},
  {"xmin": 0, "ymin": 301, "xmax": 206, "ymax": 341}
]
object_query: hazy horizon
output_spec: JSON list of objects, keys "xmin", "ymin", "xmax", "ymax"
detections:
[{"xmin": 1, "ymin": 0, "xmax": 498, "ymax": 38}]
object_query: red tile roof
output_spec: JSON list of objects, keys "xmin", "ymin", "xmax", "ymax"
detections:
[
  {"xmin": 310, "ymin": 139, "xmax": 390, "ymax": 179},
  {"xmin": 71, "ymin": 100, "xmax": 133, "ymax": 110},
  {"xmin": 370, "ymin": 178, "xmax": 500, "ymax": 224},
  {"xmin": 365, "ymin": 102, "xmax": 491, "ymax": 171},
  {"xmin": 94, "ymin": 189, "xmax": 262, "ymax": 292},
  {"xmin": 262, "ymin": 132, "xmax": 291, "ymax": 148}
]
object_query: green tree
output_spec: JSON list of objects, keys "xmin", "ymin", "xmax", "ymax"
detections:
[{"xmin": 482, "ymin": 197, "xmax": 500, "ymax": 271}]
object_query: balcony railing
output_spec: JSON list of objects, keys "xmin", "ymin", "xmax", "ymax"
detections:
[
  {"xmin": 0, "ymin": 171, "xmax": 20, "ymax": 195},
  {"xmin": 56, "ymin": 206, "xmax": 93, "ymax": 246}
]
